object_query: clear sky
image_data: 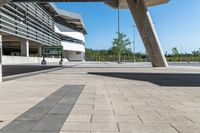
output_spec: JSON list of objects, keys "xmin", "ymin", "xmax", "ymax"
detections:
[{"xmin": 55, "ymin": 0, "xmax": 200, "ymax": 54}]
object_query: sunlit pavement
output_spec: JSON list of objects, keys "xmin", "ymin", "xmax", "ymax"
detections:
[{"xmin": 0, "ymin": 62, "xmax": 200, "ymax": 133}]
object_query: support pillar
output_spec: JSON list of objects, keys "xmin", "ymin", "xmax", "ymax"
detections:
[
  {"xmin": 0, "ymin": 35, "xmax": 2, "ymax": 83},
  {"xmin": 38, "ymin": 45, "xmax": 42, "ymax": 57},
  {"xmin": 126, "ymin": 0, "xmax": 168, "ymax": 67},
  {"xmin": 41, "ymin": 46, "xmax": 47, "ymax": 65},
  {"xmin": 81, "ymin": 52, "xmax": 85, "ymax": 62},
  {"xmin": 21, "ymin": 39, "xmax": 29, "ymax": 57},
  {"xmin": 59, "ymin": 49, "xmax": 64, "ymax": 65}
]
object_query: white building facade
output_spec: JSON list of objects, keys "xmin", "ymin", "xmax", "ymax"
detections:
[
  {"xmin": 0, "ymin": 2, "xmax": 86, "ymax": 65},
  {"xmin": 51, "ymin": 4, "xmax": 86, "ymax": 61}
]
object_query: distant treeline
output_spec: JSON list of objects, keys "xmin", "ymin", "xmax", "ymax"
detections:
[
  {"xmin": 85, "ymin": 48, "xmax": 147, "ymax": 62},
  {"xmin": 85, "ymin": 48, "xmax": 200, "ymax": 62}
]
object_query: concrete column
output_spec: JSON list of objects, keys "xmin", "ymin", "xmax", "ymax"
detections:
[
  {"xmin": 38, "ymin": 45, "xmax": 42, "ymax": 57},
  {"xmin": 126, "ymin": 0, "xmax": 168, "ymax": 67},
  {"xmin": 63, "ymin": 51, "xmax": 66, "ymax": 58},
  {"xmin": 81, "ymin": 52, "xmax": 85, "ymax": 62},
  {"xmin": 0, "ymin": 35, "xmax": 2, "ymax": 83},
  {"xmin": 21, "ymin": 39, "xmax": 29, "ymax": 57}
]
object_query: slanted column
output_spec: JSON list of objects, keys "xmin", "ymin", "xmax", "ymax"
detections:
[
  {"xmin": 126, "ymin": 0, "xmax": 168, "ymax": 67},
  {"xmin": 21, "ymin": 39, "xmax": 29, "ymax": 57},
  {"xmin": 0, "ymin": 35, "xmax": 2, "ymax": 83}
]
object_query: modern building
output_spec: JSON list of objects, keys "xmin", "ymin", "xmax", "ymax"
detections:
[
  {"xmin": 0, "ymin": 0, "xmax": 170, "ymax": 83},
  {"xmin": 0, "ymin": 2, "xmax": 86, "ymax": 65},
  {"xmin": 51, "ymin": 3, "xmax": 86, "ymax": 61},
  {"xmin": 1, "ymin": 0, "xmax": 169, "ymax": 67}
]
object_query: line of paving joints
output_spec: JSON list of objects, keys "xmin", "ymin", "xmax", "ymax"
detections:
[
  {"xmin": 137, "ymin": 115, "xmax": 144, "ymax": 124},
  {"xmin": 184, "ymin": 116, "xmax": 196, "ymax": 124},
  {"xmin": 0, "ymin": 85, "xmax": 84, "ymax": 133},
  {"xmin": 28, "ymin": 89, "xmax": 69, "ymax": 132},
  {"xmin": 169, "ymin": 123, "xmax": 181, "ymax": 133}
]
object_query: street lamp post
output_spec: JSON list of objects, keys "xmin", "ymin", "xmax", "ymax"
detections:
[
  {"xmin": 132, "ymin": 25, "xmax": 136, "ymax": 62},
  {"xmin": 118, "ymin": 0, "xmax": 120, "ymax": 34},
  {"xmin": 117, "ymin": 0, "xmax": 121, "ymax": 63},
  {"xmin": 179, "ymin": 44, "xmax": 183, "ymax": 62}
]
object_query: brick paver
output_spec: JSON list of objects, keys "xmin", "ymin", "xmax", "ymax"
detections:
[{"xmin": 0, "ymin": 62, "xmax": 200, "ymax": 133}]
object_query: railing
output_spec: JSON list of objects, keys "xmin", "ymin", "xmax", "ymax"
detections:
[{"xmin": 0, "ymin": 3, "xmax": 61, "ymax": 46}]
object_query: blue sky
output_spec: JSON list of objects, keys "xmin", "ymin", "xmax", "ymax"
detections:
[{"xmin": 55, "ymin": 0, "xmax": 200, "ymax": 53}]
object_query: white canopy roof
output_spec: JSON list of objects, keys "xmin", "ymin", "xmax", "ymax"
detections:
[
  {"xmin": 12, "ymin": 0, "xmax": 169, "ymax": 8},
  {"xmin": 106, "ymin": 0, "xmax": 169, "ymax": 9}
]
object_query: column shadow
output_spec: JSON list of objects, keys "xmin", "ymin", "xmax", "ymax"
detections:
[{"xmin": 88, "ymin": 72, "xmax": 200, "ymax": 87}]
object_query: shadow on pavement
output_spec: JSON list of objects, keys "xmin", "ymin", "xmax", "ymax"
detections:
[
  {"xmin": 2, "ymin": 65, "xmax": 64, "ymax": 82},
  {"xmin": 88, "ymin": 72, "xmax": 200, "ymax": 87},
  {"xmin": 2, "ymin": 65, "xmax": 62, "ymax": 77}
]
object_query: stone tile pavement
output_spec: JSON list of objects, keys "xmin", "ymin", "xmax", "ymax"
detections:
[
  {"xmin": 0, "ymin": 85, "xmax": 84, "ymax": 133},
  {"xmin": 1, "ymin": 62, "xmax": 200, "ymax": 133}
]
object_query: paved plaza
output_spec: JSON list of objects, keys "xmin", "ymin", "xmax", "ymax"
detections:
[{"xmin": 0, "ymin": 62, "xmax": 200, "ymax": 133}]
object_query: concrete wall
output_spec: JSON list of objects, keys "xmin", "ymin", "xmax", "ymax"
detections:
[
  {"xmin": 62, "ymin": 41, "xmax": 85, "ymax": 52},
  {"xmin": 66, "ymin": 51, "xmax": 84, "ymax": 61},
  {"xmin": 2, "ymin": 56, "xmax": 68, "ymax": 65}
]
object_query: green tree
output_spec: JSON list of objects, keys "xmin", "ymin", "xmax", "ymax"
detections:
[
  {"xmin": 112, "ymin": 32, "xmax": 131, "ymax": 63},
  {"xmin": 172, "ymin": 47, "xmax": 179, "ymax": 61}
]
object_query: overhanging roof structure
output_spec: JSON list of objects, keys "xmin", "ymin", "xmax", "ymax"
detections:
[
  {"xmin": 106, "ymin": 0, "xmax": 169, "ymax": 9},
  {"xmin": 43, "ymin": 3, "xmax": 87, "ymax": 34},
  {"xmin": 11, "ymin": 0, "xmax": 169, "ymax": 8}
]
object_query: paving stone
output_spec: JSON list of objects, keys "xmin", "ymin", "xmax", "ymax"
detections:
[
  {"xmin": 0, "ymin": 121, "xmax": 37, "ymax": 133},
  {"xmin": 0, "ymin": 114, "xmax": 21, "ymax": 121},
  {"xmin": 31, "ymin": 114, "xmax": 66, "ymax": 131},
  {"xmin": 58, "ymin": 97, "xmax": 79, "ymax": 105},
  {"xmin": 66, "ymin": 115, "xmax": 91, "ymax": 122},
  {"xmin": 29, "ymin": 131, "xmax": 57, "ymax": 133},
  {"xmin": 1, "ymin": 62, "xmax": 200, "ymax": 132},
  {"xmin": 92, "ymin": 115, "xmax": 141, "ymax": 123},
  {"xmin": 118, "ymin": 122, "xmax": 178, "ymax": 133},
  {"xmin": 34, "ymin": 99, "xmax": 59, "ymax": 109},
  {"xmin": 48, "ymin": 104, "xmax": 73, "ymax": 114},
  {"xmin": 0, "ymin": 85, "xmax": 84, "ymax": 133},
  {"xmin": 61, "ymin": 122, "xmax": 119, "ymax": 132},
  {"xmin": 60, "ymin": 131, "xmax": 90, "ymax": 133},
  {"xmin": 17, "ymin": 108, "xmax": 49, "ymax": 121}
]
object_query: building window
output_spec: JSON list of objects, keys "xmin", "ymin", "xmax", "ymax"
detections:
[{"xmin": 76, "ymin": 51, "xmax": 81, "ymax": 54}]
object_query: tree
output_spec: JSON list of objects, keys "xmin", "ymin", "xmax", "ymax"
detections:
[
  {"xmin": 112, "ymin": 32, "xmax": 131, "ymax": 63},
  {"xmin": 172, "ymin": 47, "xmax": 179, "ymax": 61}
]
